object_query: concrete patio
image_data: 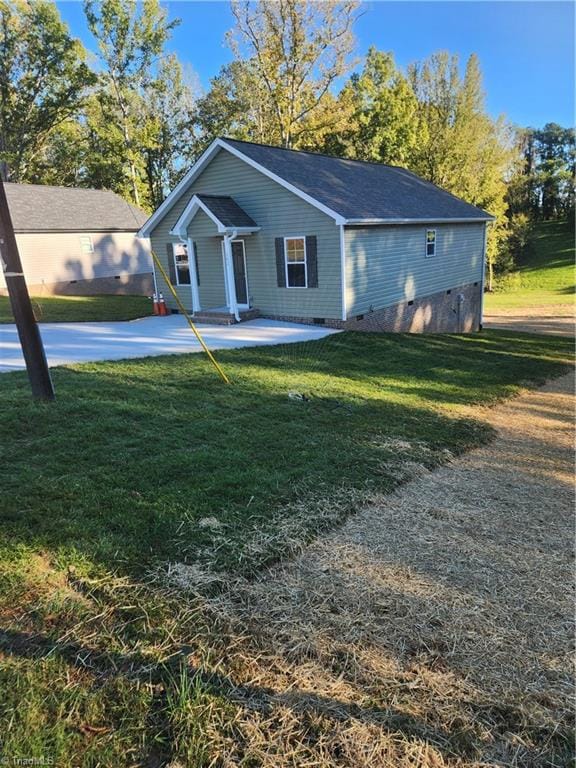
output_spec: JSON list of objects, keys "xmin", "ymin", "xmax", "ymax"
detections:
[{"xmin": 0, "ymin": 315, "xmax": 339, "ymax": 372}]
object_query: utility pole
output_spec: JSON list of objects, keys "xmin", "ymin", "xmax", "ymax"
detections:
[{"xmin": 0, "ymin": 178, "xmax": 54, "ymax": 400}]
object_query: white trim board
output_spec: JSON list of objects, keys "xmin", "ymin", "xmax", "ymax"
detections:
[
  {"xmin": 170, "ymin": 194, "xmax": 260, "ymax": 238},
  {"xmin": 343, "ymin": 217, "xmax": 494, "ymax": 225},
  {"xmin": 137, "ymin": 137, "xmax": 495, "ymax": 239},
  {"xmin": 283, "ymin": 235, "xmax": 308, "ymax": 289},
  {"xmin": 339, "ymin": 224, "xmax": 347, "ymax": 321},
  {"xmin": 139, "ymin": 138, "xmax": 346, "ymax": 238}
]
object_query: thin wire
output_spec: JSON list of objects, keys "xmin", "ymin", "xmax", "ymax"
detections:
[{"xmin": 150, "ymin": 249, "xmax": 231, "ymax": 385}]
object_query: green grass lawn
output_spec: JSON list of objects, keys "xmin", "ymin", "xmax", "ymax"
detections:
[
  {"xmin": 0, "ymin": 331, "xmax": 572, "ymax": 765},
  {"xmin": 484, "ymin": 220, "xmax": 575, "ymax": 311},
  {"xmin": 0, "ymin": 293, "xmax": 153, "ymax": 323}
]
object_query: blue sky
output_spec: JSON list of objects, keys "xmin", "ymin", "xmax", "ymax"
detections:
[{"xmin": 57, "ymin": 1, "xmax": 574, "ymax": 128}]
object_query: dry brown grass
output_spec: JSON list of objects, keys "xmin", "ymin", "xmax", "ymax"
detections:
[{"xmin": 158, "ymin": 372, "xmax": 575, "ymax": 767}]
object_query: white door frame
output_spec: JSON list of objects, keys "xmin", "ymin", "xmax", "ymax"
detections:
[{"xmin": 221, "ymin": 238, "xmax": 249, "ymax": 311}]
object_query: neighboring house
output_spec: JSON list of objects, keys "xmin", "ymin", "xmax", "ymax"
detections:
[
  {"xmin": 0, "ymin": 183, "xmax": 153, "ymax": 296},
  {"xmin": 139, "ymin": 138, "xmax": 494, "ymax": 332}
]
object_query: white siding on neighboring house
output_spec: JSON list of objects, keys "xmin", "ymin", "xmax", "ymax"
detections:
[
  {"xmin": 344, "ymin": 223, "xmax": 485, "ymax": 317},
  {"xmin": 0, "ymin": 231, "xmax": 152, "ymax": 289}
]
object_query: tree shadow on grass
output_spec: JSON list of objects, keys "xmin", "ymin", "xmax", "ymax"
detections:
[
  {"xmin": 0, "ymin": 332, "xmax": 573, "ymax": 763},
  {"xmin": 0, "ymin": 351, "xmax": 498, "ymax": 578}
]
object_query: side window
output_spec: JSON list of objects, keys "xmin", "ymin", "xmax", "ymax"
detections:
[
  {"xmin": 284, "ymin": 237, "xmax": 307, "ymax": 288},
  {"xmin": 173, "ymin": 243, "xmax": 190, "ymax": 285},
  {"xmin": 80, "ymin": 235, "xmax": 93, "ymax": 254},
  {"xmin": 425, "ymin": 229, "xmax": 436, "ymax": 258}
]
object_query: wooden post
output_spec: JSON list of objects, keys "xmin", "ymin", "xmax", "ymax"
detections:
[{"xmin": 0, "ymin": 178, "xmax": 54, "ymax": 400}]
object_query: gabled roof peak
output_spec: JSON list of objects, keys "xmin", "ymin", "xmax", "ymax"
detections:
[{"xmin": 139, "ymin": 136, "xmax": 493, "ymax": 238}]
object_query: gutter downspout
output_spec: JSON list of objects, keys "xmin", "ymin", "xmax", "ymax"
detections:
[
  {"xmin": 223, "ymin": 230, "xmax": 240, "ymax": 322},
  {"xmin": 479, "ymin": 221, "xmax": 489, "ymax": 331},
  {"xmin": 339, "ymin": 224, "xmax": 347, "ymax": 322}
]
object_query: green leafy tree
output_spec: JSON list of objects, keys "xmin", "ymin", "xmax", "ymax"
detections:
[
  {"xmin": 533, "ymin": 123, "xmax": 575, "ymax": 220},
  {"xmin": 83, "ymin": 0, "xmax": 180, "ymax": 207},
  {"xmin": 409, "ymin": 52, "xmax": 517, "ymax": 289},
  {"xmin": 506, "ymin": 127, "xmax": 539, "ymax": 219},
  {"xmin": 143, "ymin": 55, "xmax": 197, "ymax": 208},
  {"xmin": 26, "ymin": 119, "xmax": 87, "ymax": 186},
  {"xmin": 0, "ymin": 0, "xmax": 94, "ymax": 181},
  {"xmin": 194, "ymin": 59, "xmax": 275, "ymax": 151},
  {"xmin": 507, "ymin": 124, "xmax": 575, "ymax": 224},
  {"xmin": 228, "ymin": 0, "xmax": 359, "ymax": 149},
  {"xmin": 325, "ymin": 47, "xmax": 421, "ymax": 164}
]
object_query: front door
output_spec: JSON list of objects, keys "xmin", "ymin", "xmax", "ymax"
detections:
[{"xmin": 231, "ymin": 240, "xmax": 248, "ymax": 306}]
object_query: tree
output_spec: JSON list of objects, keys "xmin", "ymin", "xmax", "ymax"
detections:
[
  {"xmin": 83, "ymin": 0, "xmax": 180, "ymax": 207},
  {"xmin": 0, "ymin": 0, "xmax": 94, "ymax": 181},
  {"xmin": 324, "ymin": 47, "xmax": 421, "ymax": 165},
  {"xmin": 228, "ymin": 0, "xmax": 359, "ymax": 149},
  {"xmin": 143, "ymin": 55, "xmax": 197, "ymax": 208},
  {"xmin": 26, "ymin": 119, "xmax": 87, "ymax": 186},
  {"xmin": 506, "ymin": 123, "xmax": 575, "ymax": 226},
  {"xmin": 533, "ymin": 123, "xmax": 575, "ymax": 220},
  {"xmin": 194, "ymin": 59, "xmax": 274, "ymax": 151},
  {"xmin": 506, "ymin": 127, "xmax": 539, "ymax": 219},
  {"xmin": 409, "ymin": 52, "xmax": 517, "ymax": 290}
]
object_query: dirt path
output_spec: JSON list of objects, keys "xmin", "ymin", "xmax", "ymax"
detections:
[
  {"xmin": 484, "ymin": 304, "xmax": 574, "ymax": 336},
  {"xmin": 206, "ymin": 372, "xmax": 575, "ymax": 767}
]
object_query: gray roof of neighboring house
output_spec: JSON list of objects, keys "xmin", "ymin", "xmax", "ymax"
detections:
[
  {"xmin": 4, "ymin": 182, "xmax": 148, "ymax": 233},
  {"xmin": 197, "ymin": 194, "xmax": 258, "ymax": 228},
  {"xmin": 221, "ymin": 138, "xmax": 493, "ymax": 222}
]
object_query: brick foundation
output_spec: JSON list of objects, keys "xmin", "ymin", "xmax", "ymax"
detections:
[
  {"xmin": 344, "ymin": 282, "xmax": 482, "ymax": 333},
  {"xmin": 261, "ymin": 282, "xmax": 482, "ymax": 333},
  {"xmin": 0, "ymin": 272, "xmax": 154, "ymax": 298}
]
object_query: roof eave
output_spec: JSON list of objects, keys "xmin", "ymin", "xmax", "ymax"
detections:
[
  {"xmin": 343, "ymin": 216, "xmax": 495, "ymax": 225},
  {"xmin": 138, "ymin": 137, "xmax": 347, "ymax": 237},
  {"xmin": 168, "ymin": 193, "xmax": 260, "ymax": 238},
  {"xmin": 16, "ymin": 227, "xmax": 143, "ymax": 234},
  {"xmin": 139, "ymin": 140, "xmax": 224, "ymax": 237}
]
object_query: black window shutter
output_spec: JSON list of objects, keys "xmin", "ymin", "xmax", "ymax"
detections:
[
  {"xmin": 166, "ymin": 242, "xmax": 176, "ymax": 284},
  {"xmin": 193, "ymin": 242, "xmax": 200, "ymax": 286},
  {"xmin": 275, "ymin": 237, "xmax": 286, "ymax": 287},
  {"xmin": 306, "ymin": 235, "xmax": 318, "ymax": 288}
]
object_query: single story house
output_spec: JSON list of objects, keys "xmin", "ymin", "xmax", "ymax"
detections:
[
  {"xmin": 138, "ymin": 138, "xmax": 494, "ymax": 332},
  {"xmin": 0, "ymin": 183, "xmax": 153, "ymax": 296}
]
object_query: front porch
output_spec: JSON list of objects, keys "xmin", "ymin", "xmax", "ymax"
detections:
[
  {"xmin": 170, "ymin": 193, "xmax": 261, "ymax": 323},
  {"xmin": 190, "ymin": 306, "xmax": 261, "ymax": 325}
]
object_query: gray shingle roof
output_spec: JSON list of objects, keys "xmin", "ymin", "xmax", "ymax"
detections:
[
  {"xmin": 221, "ymin": 138, "xmax": 493, "ymax": 222},
  {"xmin": 4, "ymin": 182, "xmax": 148, "ymax": 233},
  {"xmin": 197, "ymin": 194, "xmax": 257, "ymax": 228}
]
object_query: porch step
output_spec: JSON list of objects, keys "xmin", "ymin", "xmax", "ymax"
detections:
[{"xmin": 191, "ymin": 308, "xmax": 261, "ymax": 325}]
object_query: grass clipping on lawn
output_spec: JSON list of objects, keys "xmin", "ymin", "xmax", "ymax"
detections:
[{"xmin": 158, "ymin": 374, "xmax": 574, "ymax": 768}]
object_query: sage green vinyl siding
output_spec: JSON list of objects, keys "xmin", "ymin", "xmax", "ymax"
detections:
[
  {"xmin": 149, "ymin": 148, "xmax": 342, "ymax": 318},
  {"xmin": 188, "ymin": 210, "xmax": 227, "ymax": 308},
  {"xmin": 344, "ymin": 223, "xmax": 485, "ymax": 317}
]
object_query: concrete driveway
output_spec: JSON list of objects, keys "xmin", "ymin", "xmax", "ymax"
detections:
[{"xmin": 0, "ymin": 316, "xmax": 339, "ymax": 372}]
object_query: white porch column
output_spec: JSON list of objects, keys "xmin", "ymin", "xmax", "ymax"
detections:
[
  {"xmin": 186, "ymin": 237, "xmax": 201, "ymax": 313},
  {"xmin": 223, "ymin": 232, "xmax": 240, "ymax": 321}
]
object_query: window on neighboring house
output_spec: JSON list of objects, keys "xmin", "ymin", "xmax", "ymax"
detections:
[
  {"xmin": 284, "ymin": 237, "xmax": 307, "ymax": 287},
  {"xmin": 173, "ymin": 242, "xmax": 190, "ymax": 285},
  {"xmin": 80, "ymin": 235, "xmax": 93, "ymax": 254},
  {"xmin": 425, "ymin": 229, "xmax": 436, "ymax": 257}
]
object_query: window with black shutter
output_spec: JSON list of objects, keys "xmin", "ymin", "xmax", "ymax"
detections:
[
  {"xmin": 284, "ymin": 237, "xmax": 307, "ymax": 288},
  {"xmin": 172, "ymin": 243, "xmax": 191, "ymax": 285}
]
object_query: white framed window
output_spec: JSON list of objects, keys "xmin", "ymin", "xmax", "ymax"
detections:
[
  {"xmin": 284, "ymin": 236, "xmax": 307, "ymax": 288},
  {"xmin": 425, "ymin": 229, "xmax": 436, "ymax": 258},
  {"xmin": 80, "ymin": 235, "xmax": 93, "ymax": 254},
  {"xmin": 173, "ymin": 242, "xmax": 190, "ymax": 285}
]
